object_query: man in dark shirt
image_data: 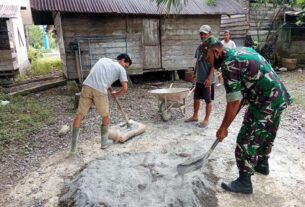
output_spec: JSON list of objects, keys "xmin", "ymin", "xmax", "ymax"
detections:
[{"xmin": 185, "ymin": 25, "xmax": 217, "ymax": 128}]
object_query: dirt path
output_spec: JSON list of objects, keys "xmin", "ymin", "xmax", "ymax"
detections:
[{"xmin": 1, "ymin": 72, "xmax": 305, "ymax": 207}]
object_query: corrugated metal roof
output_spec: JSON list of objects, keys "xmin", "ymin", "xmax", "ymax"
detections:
[
  {"xmin": 0, "ymin": 5, "xmax": 19, "ymax": 18},
  {"xmin": 31, "ymin": 0, "xmax": 245, "ymax": 15}
]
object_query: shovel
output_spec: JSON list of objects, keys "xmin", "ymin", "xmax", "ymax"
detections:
[
  {"xmin": 113, "ymin": 95, "xmax": 131, "ymax": 128},
  {"xmin": 176, "ymin": 139, "xmax": 219, "ymax": 175},
  {"xmin": 176, "ymin": 99, "xmax": 245, "ymax": 176}
]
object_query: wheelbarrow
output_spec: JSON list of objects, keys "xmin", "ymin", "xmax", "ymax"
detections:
[{"xmin": 149, "ymin": 84, "xmax": 195, "ymax": 121}]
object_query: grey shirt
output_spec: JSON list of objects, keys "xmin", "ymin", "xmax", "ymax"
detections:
[
  {"xmin": 194, "ymin": 45, "xmax": 216, "ymax": 84},
  {"xmin": 83, "ymin": 58, "xmax": 128, "ymax": 94}
]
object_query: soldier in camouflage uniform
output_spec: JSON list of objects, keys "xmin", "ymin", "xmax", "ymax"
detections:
[{"xmin": 209, "ymin": 44, "xmax": 292, "ymax": 194}]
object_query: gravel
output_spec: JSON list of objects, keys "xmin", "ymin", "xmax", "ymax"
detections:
[{"xmin": 1, "ymin": 70, "xmax": 305, "ymax": 206}]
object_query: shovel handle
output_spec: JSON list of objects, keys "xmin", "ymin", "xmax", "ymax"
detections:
[
  {"xmin": 113, "ymin": 96, "xmax": 129, "ymax": 125},
  {"xmin": 211, "ymin": 139, "xmax": 219, "ymax": 150},
  {"xmin": 203, "ymin": 139, "xmax": 219, "ymax": 160}
]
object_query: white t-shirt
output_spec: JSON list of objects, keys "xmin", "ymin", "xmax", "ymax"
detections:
[
  {"xmin": 83, "ymin": 58, "xmax": 128, "ymax": 94},
  {"xmin": 221, "ymin": 40, "xmax": 236, "ymax": 49}
]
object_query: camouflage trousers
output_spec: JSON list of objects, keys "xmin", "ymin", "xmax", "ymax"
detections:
[{"xmin": 235, "ymin": 105, "xmax": 282, "ymax": 173}]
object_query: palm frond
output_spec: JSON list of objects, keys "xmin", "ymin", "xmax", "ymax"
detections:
[{"xmin": 154, "ymin": 0, "xmax": 189, "ymax": 12}]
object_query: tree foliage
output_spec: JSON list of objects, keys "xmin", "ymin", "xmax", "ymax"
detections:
[
  {"xmin": 28, "ymin": 25, "xmax": 43, "ymax": 49},
  {"xmin": 28, "ymin": 25, "xmax": 58, "ymax": 50},
  {"xmin": 154, "ymin": 0, "xmax": 217, "ymax": 11}
]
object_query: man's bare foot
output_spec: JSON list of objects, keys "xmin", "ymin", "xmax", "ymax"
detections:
[
  {"xmin": 198, "ymin": 121, "xmax": 209, "ymax": 128},
  {"xmin": 184, "ymin": 117, "xmax": 198, "ymax": 123}
]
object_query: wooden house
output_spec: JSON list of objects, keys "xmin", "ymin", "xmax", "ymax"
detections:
[
  {"xmin": 220, "ymin": 1, "xmax": 305, "ymax": 65},
  {"xmin": 0, "ymin": 4, "xmax": 29, "ymax": 79},
  {"xmin": 220, "ymin": 0, "xmax": 284, "ymax": 46},
  {"xmin": 30, "ymin": 0, "xmax": 244, "ymax": 81}
]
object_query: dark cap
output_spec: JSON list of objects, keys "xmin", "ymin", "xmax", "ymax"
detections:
[{"xmin": 203, "ymin": 36, "xmax": 222, "ymax": 48}]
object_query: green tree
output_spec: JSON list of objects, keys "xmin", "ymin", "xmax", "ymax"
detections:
[
  {"xmin": 295, "ymin": 0, "xmax": 305, "ymax": 25},
  {"xmin": 47, "ymin": 30, "xmax": 58, "ymax": 49},
  {"xmin": 28, "ymin": 25, "xmax": 43, "ymax": 49}
]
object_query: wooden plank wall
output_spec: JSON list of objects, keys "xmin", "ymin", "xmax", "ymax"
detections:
[
  {"xmin": 0, "ymin": 50, "xmax": 15, "ymax": 71},
  {"xmin": 248, "ymin": 3, "xmax": 283, "ymax": 43},
  {"xmin": 60, "ymin": 14, "xmax": 221, "ymax": 79},
  {"xmin": 0, "ymin": 19, "xmax": 15, "ymax": 72},
  {"xmin": 142, "ymin": 18, "xmax": 161, "ymax": 69},
  {"xmin": 0, "ymin": 19, "xmax": 10, "ymax": 50},
  {"xmin": 161, "ymin": 15, "xmax": 221, "ymax": 70},
  {"xmin": 220, "ymin": 14, "xmax": 249, "ymax": 46},
  {"xmin": 219, "ymin": 1, "xmax": 283, "ymax": 46},
  {"xmin": 219, "ymin": 0, "xmax": 249, "ymax": 46},
  {"xmin": 53, "ymin": 12, "xmax": 68, "ymax": 78},
  {"xmin": 61, "ymin": 14, "xmax": 144, "ymax": 79}
]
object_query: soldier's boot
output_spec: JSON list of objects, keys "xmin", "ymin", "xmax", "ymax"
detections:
[
  {"xmin": 101, "ymin": 125, "xmax": 113, "ymax": 149},
  {"xmin": 255, "ymin": 156, "xmax": 269, "ymax": 175},
  {"xmin": 70, "ymin": 128, "xmax": 80, "ymax": 153},
  {"xmin": 221, "ymin": 172, "xmax": 253, "ymax": 194}
]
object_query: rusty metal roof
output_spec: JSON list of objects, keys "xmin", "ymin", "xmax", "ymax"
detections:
[
  {"xmin": 31, "ymin": 0, "xmax": 245, "ymax": 15},
  {"xmin": 0, "ymin": 5, "xmax": 19, "ymax": 18}
]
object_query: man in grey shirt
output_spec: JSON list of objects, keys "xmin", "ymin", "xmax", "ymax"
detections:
[
  {"xmin": 70, "ymin": 53, "xmax": 132, "ymax": 153},
  {"xmin": 185, "ymin": 25, "xmax": 216, "ymax": 128}
]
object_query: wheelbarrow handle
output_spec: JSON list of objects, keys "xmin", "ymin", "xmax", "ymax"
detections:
[{"xmin": 187, "ymin": 86, "xmax": 195, "ymax": 97}]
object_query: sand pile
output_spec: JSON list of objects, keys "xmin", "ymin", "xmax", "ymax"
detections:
[{"xmin": 58, "ymin": 152, "xmax": 218, "ymax": 207}]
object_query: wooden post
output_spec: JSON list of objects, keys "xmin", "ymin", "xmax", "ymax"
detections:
[
  {"xmin": 74, "ymin": 92, "xmax": 80, "ymax": 110},
  {"xmin": 75, "ymin": 51, "xmax": 83, "ymax": 84}
]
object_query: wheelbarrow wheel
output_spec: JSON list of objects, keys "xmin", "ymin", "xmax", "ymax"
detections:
[{"xmin": 159, "ymin": 101, "xmax": 171, "ymax": 121}]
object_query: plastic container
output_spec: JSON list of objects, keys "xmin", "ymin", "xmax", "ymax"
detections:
[
  {"xmin": 282, "ymin": 58, "xmax": 297, "ymax": 70},
  {"xmin": 184, "ymin": 68, "xmax": 194, "ymax": 82}
]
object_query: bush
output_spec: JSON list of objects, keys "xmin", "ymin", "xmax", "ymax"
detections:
[
  {"xmin": 31, "ymin": 57, "xmax": 62, "ymax": 76},
  {"xmin": 28, "ymin": 47, "xmax": 43, "ymax": 63}
]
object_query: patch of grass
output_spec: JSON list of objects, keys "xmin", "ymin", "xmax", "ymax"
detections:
[
  {"xmin": 0, "ymin": 94, "xmax": 55, "ymax": 156},
  {"xmin": 15, "ymin": 73, "xmax": 29, "ymax": 82},
  {"xmin": 280, "ymin": 72, "xmax": 305, "ymax": 109},
  {"xmin": 291, "ymin": 90, "xmax": 305, "ymax": 109},
  {"xmin": 31, "ymin": 57, "xmax": 62, "ymax": 76},
  {"xmin": 280, "ymin": 72, "xmax": 305, "ymax": 84}
]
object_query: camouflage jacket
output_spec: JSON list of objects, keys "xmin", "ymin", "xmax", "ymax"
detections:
[{"xmin": 221, "ymin": 47, "xmax": 292, "ymax": 111}]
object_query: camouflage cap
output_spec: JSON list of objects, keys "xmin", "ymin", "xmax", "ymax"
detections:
[{"xmin": 203, "ymin": 35, "xmax": 222, "ymax": 48}]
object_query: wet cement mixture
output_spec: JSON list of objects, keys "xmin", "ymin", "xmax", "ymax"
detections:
[{"xmin": 1, "ymin": 71, "xmax": 305, "ymax": 207}]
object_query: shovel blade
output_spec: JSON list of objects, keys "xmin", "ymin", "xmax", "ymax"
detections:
[
  {"xmin": 176, "ymin": 139, "xmax": 219, "ymax": 175},
  {"xmin": 177, "ymin": 156, "xmax": 205, "ymax": 175}
]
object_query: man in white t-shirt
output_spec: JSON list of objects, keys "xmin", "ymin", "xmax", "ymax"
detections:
[
  {"xmin": 217, "ymin": 30, "xmax": 236, "ymax": 86},
  {"xmin": 70, "ymin": 53, "xmax": 132, "ymax": 152}
]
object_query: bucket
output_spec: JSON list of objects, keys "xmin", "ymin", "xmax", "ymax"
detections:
[
  {"xmin": 184, "ymin": 69, "xmax": 194, "ymax": 82},
  {"xmin": 282, "ymin": 58, "xmax": 297, "ymax": 70}
]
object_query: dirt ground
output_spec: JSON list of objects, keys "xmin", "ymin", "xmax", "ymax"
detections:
[{"xmin": 1, "ymin": 71, "xmax": 305, "ymax": 207}]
